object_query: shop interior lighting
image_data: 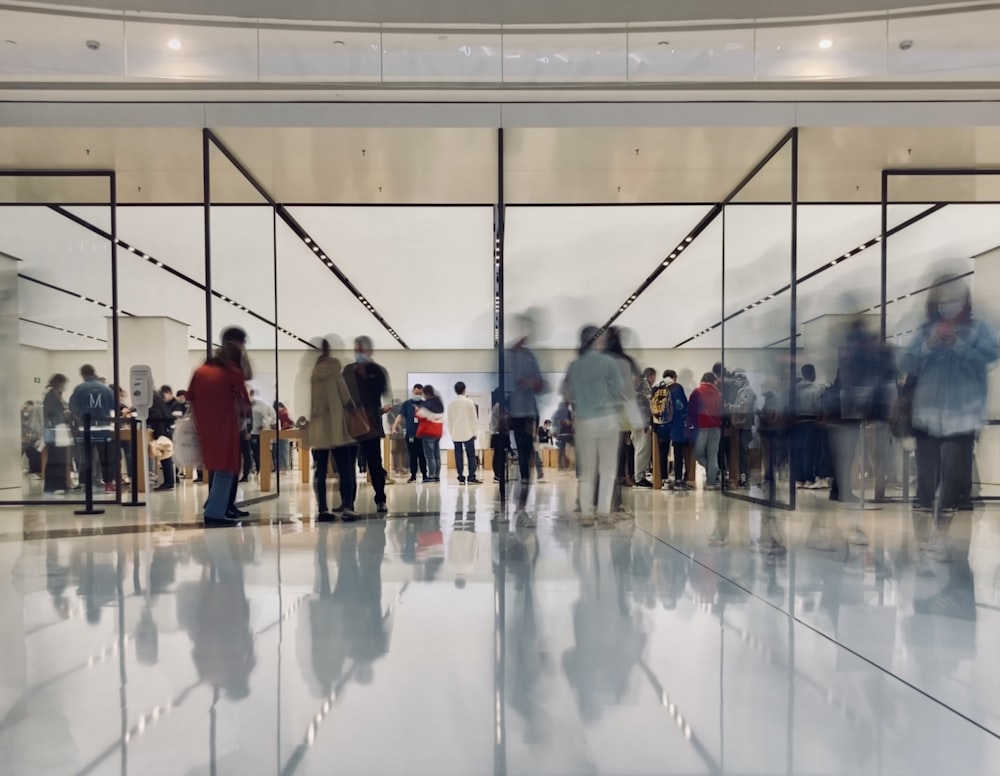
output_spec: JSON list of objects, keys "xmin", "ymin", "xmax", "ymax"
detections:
[
  {"xmin": 819, "ymin": 39, "xmax": 833, "ymax": 49},
  {"xmin": 46, "ymin": 206, "xmax": 314, "ymax": 349},
  {"xmin": 276, "ymin": 208, "xmax": 409, "ymax": 349},
  {"xmin": 676, "ymin": 203, "xmax": 944, "ymax": 347},
  {"xmin": 167, "ymin": 38, "xmax": 182, "ymax": 51}
]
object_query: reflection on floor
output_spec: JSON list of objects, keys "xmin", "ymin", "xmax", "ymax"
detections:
[{"xmin": 1, "ymin": 474, "xmax": 999, "ymax": 775}]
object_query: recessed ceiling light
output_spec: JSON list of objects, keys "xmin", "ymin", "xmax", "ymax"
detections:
[
  {"xmin": 657, "ymin": 40, "xmax": 670, "ymax": 46},
  {"xmin": 332, "ymin": 40, "xmax": 345, "ymax": 46},
  {"xmin": 819, "ymin": 39, "xmax": 833, "ymax": 50},
  {"xmin": 167, "ymin": 38, "xmax": 182, "ymax": 51}
]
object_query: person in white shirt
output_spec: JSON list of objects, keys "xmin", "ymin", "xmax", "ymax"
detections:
[
  {"xmin": 249, "ymin": 389, "xmax": 275, "ymax": 476},
  {"xmin": 447, "ymin": 381, "xmax": 481, "ymax": 484}
]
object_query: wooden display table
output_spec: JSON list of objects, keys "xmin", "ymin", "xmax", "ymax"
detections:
[
  {"xmin": 119, "ymin": 425, "xmax": 153, "ymax": 493},
  {"xmin": 258, "ymin": 428, "xmax": 311, "ymax": 492}
]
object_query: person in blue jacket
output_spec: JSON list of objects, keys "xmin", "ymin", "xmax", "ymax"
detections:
[
  {"xmin": 899, "ymin": 275, "xmax": 998, "ymax": 554},
  {"xmin": 68, "ymin": 364, "xmax": 117, "ymax": 493}
]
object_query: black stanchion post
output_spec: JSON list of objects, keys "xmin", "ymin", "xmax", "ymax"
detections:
[
  {"xmin": 121, "ymin": 416, "xmax": 146, "ymax": 508},
  {"xmin": 75, "ymin": 412, "xmax": 105, "ymax": 516}
]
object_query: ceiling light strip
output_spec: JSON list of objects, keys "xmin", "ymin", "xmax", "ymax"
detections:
[
  {"xmin": 202, "ymin": 130, "xmax": 408, "ymax": 349},
  {"xmin": 19, "ymin": 316, "xmax": 108, "ymax": 343},
  {"xmin": 675, "ymin": 202, "xmax": 946, "ymax": 348},
  {"xmin": 48, "ymin": 205, "xmax": 315, "ymax": 349},
  {"xmin": 276, "ymin": 206, "xmax": 409, "ymax": 349}
]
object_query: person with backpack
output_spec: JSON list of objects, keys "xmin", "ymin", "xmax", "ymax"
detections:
[
  {"xmin": 650, "ymin": 371, "xmax": 674, "ymax": 485},
  {"xmin": 659, "ymin": 370, "xmax": 692, "ymax": 491}
]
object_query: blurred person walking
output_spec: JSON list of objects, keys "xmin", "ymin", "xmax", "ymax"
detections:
[
  {"xmin": 604, "ymin": 327, "xmax": 641, "ymax": 509},
  {"xmin": 899, "ymin": 277, "xmax": 998, "ymax": 558},
  {"xmin": 728, "ymin": 369, "xmax": 757, "ymax": 488},
  {"xmin": 505, "ymin": 313, "xmax": 545, "ymax": 526},
  {"xmin": 343, "ymin": 336, "xmax": 392, "ymax": 514},
  {"xmin": 309, "ymin": 339, "xmax": 359, "ymax": 521},
  {"xmin": 448, "ymin": 381, "xmax": 481, "ymax": 484},
  {"xmin": 565, "ymin": 326, "xmax": 642, "ymax": 527},
  {"xmin": 392, "ymin": 384, "xmax": 428, "ymax": 483},
  {"xmin": 187, "ymin": 328, "xmax": 252, "ymax": 525},
  {"xmin": 691, "ymin": 373, "xmax": 723, "ymax": 490}
]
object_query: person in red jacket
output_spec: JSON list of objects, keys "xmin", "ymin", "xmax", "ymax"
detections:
[
  {"xmin": 187, "ymin": 328, "xmax": 251, "ymax": 524},
  {"xmin": 691, "ymin": 372, "xmax": 723, "ymax": 490}
]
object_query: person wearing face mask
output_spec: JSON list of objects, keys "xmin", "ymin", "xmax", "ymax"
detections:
[
  {"xmin": 392, "ymin": 384, "xmax": 428, "ymax": 483},
  {"xmin": 899, "ymin": 276, "xmax": 998, "ymax": 557},
  {"xmin": 342, "ymin": 335, "xmax": 392, "ymax": 514}
]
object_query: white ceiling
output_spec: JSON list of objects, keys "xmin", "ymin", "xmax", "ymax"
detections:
[
  {"xmin": 5, "ymin": 201, "xmax": 998, "ymax": 353},
  {"xmin": 11, "ymin": 0, "xmax": 977, "ymax": 25},
  {"xmin": 2, "ymin": 4, "xmax": 1000, "ymax": 85}
]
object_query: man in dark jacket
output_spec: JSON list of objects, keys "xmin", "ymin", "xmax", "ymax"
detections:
[
  {"xmin": 343, "ymin": 336, "xmax": 392, "ymax": 514},
  {"xmin": 148, "ymin": 389, "xmax": 176, "ymax": 491}
]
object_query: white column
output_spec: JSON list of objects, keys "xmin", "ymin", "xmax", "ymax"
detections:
[{"xmin": 110, "ymin": 316, "xmax": 191, "ymax": 392}]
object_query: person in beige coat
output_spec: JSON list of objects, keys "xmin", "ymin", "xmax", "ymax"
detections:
[{"xmin": 310, "ymin": 339, "xmax": 359, "ymax": 521}]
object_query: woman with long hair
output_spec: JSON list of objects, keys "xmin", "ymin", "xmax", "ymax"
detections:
[
  {"xmin": 899, "ymin": 276, "xmax": 998, "ymax": 555},
  {"xmin": 42, "ymin": 373, "xmax": 70, "ymax": 495},
  {"xmin": 603, "ymin": 326, "xmax": 641, "ymax": 510},
  {"xmin": 309, "ymin": 339, "xmax": 359, "ymax": 521},
  {"xmin": 187, "ymin": 328, "xmax": 252, "ymax": 524}
]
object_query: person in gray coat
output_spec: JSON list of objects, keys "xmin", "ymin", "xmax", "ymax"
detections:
[{"xmin": 309, "ymin": 339, "xmax": 359, "ymax": 521}]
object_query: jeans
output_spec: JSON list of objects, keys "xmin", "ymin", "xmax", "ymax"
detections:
[
  {"xmin": 454, "ymin": 438, "xmax": 477, "ymax": 480},
  {"xmin": 634, "ymin": 427, "xmax": 652, "ymax": 481},
  {"xmin": 204, "ymin": 470, "xmax": 236, "ymax": 519},
  {"xmin": 576, "ymin": 414, "xmax": 621, "ymax": 516},
  {"xmin": 422, "ymin": 437, "xmax": 441, "ymax": 479},
  {"xmin": 694, "ymin": 427, "xmax": 721, "ymax": 485},
  {"xmin": 272, "ymin": 438, "xmax": 291, "ymax": 471},
  {"xmin": 915, "ymin": 433, "xmax": 974, "ymax": 517},
  {"xmin": 160, "ymin": 457, "xmax": 175, "ymax": 488},
  {"xmin": 313, "ymin": 445, "xmax": 358, "ymax": 512},
  {"xmin": 406, "ymin": 437, "xmax": 427, "ymax": 479},
  {"xmin": 358, "ymin": 437, "xmax": 387, "ymax": 504}
]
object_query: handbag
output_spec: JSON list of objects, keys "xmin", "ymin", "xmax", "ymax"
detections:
[
  {"xmin": 416, "ymin": 415, "xmax": 443, "ymax": 439},
  {"xmin": 43, "ymin": 423, "xmax": 73, "ymax": 448},
  {"xmin": 344, "ymin": 402, "xmax": 371, "ymax": 439},
  {"xmin": 172, "ymin": 412, "xmax": 203, "ymax": 469}
]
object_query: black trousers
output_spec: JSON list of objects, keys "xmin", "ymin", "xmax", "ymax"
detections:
[
  {"xmin": 491, "ymin": 432, "xmax": 507, "ymax": 479},
  {"xmin": 511, "ymin": 417, "xmax": 536, "ymax": 508},
  {"xmin": 407, "ymin": 437, "xmax": 427, "ymax": 479},
  {"xmin": 313, "ymin": 446, "xmax": 358, "ymax": 512},
  {"xmin": 358, "ymin": 436, "xmax": 387, "ymax": 504},
  {"xmin": 250, "ymin": 435, "xmax": 262, "ymax": 475},
  {"xmin": 672, "ymin": 440, "xmax": 689, "ymax": 482},
  {"xmin": 915, "ymin": 432, "xmax": 974, "ymax": 516},
  {"xmin": 656, "ymin": 434, "xmax": 671, "ymax": 480}
]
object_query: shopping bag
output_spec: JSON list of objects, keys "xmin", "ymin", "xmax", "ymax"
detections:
[
  {"xmin": 43, "ymin": 423, "xmax": 73, "ymax": 448},
  {"xmin": 172, "ymin": 413, "xmax": 203, "ymax": 469},
  {"xmin": 344, "ymin": 403, "xmax": 371, "ymax": 439}
]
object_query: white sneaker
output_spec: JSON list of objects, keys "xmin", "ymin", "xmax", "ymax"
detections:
[{"xmin": 848, "ymin": 528, "xmax": 869, "ymax": 546}]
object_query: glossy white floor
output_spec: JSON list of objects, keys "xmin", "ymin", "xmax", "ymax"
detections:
[{"xmin": 1, "ymin": 472, "xmax": 999, "ymax": 776}]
